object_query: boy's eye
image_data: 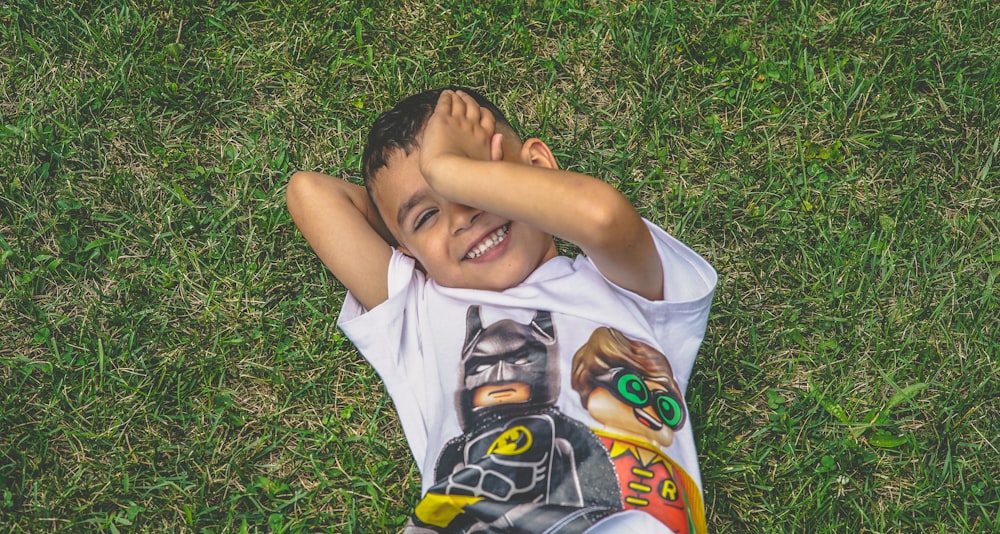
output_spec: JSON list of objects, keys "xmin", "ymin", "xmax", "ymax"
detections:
[{"xmin": 414, "ymin": 209, "xmax": 437, "ymax": 230}]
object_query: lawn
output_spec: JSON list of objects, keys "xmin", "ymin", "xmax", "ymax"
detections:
[{"xmin": 1, "ymin": 0, "xmax": 998, "ymax": 532}]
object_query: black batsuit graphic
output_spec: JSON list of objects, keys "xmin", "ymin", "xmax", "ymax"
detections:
[{"xmin": 410, "ymin": 306, "xmax": 622, "ymax": 533}]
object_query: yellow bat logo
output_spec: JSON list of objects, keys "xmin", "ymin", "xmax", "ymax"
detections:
[{"xmin": 487, "ymin": 426, "xmax": 533, "ymax": 456}]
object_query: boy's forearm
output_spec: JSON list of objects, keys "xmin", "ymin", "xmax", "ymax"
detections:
[
  {"xmin": 417, "ymin": 88, "xmax": 646, "ymax": 260},
  {"xmin": 286, "ymin": 171, "xmax": 393, "ymax": 308},
  {"xmin": 425, "ymin": 156, "xmax": 663, "ymax": 299},
  {"xmin": 426, "ymin": 157, "xmax": 640, "ymax": 251},
  {"xmin": 355, "ymin": 189, "xmax": 396, "ymax": 247}
]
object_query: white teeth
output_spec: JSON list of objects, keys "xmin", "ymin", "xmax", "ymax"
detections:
[{"xmin": 465, "ymin": 224, "xmax": 509, "ymax": 259}]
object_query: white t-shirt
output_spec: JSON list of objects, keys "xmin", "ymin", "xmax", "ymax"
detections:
[{"xmin": 339, "ymin": 221, "xmax": 716, "ymax": 534}]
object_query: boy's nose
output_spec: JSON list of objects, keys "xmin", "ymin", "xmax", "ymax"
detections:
[{"xmin": 448, "ymin": 203, "xmax": 482, "ymax": 234}]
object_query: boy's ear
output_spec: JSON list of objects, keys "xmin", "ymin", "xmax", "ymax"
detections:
[{"xmin": 520, "ymin": 138, "xmax": 559, "ymax": 170}]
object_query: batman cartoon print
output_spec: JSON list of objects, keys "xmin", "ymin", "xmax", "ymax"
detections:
[
  {"xmin": 411, "ymin": 307, "xmax": 621, "ymax": 533},
  {"xmin": 571, "ymin": 327, "xmax": 707, "ymax": 534}
]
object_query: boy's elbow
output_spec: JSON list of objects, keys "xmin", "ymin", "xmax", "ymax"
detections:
[
  {"xmin": 286, "ymin": 170, "xmax": 341, "ymax": 216},
  {"xmin": 582, "ymin": 189, "xmax": 642, "ymax": 247},
  {"xmin": 285, "ymin": 171, "xmax": 315, "ymax": 210}
]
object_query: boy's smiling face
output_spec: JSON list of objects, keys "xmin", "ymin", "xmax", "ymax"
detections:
[{"xmin": 372, "ymin": 148, "xmax": 557, "ymax": 291}]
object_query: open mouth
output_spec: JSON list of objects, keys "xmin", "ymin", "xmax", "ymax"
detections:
[
  {"xmin": 633, "ymin": 407, "xmax": 664, "ymax": 431},
  {"xmin": 464, "ymin": 223, "xmax": 511, "ymax": 260}
]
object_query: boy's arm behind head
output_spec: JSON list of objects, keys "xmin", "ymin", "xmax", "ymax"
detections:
[{"xmin": 286, "ymin": 171, "xmax": 392, "ymax": 310}]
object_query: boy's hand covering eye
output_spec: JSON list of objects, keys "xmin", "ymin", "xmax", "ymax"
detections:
[{"xmin": 420, "ymin": 90, "xmax": 498, "ymax": 179}]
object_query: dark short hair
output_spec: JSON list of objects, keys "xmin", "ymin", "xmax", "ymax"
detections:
[{"xmin": 360, "ymin": 86, "xmax": 514, "ymax": 187}]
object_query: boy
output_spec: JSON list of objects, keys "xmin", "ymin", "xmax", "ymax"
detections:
[{"xmin": 286, "ymin": 87, "xmax": 716, "ymax": 533}]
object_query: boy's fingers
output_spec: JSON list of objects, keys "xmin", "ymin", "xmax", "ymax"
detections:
[
  {"xmin": 480, "ymin": 106, "xmax": 496, "ymax": 133},
  {"xmin": 454, "ymin": 90, "xmax": 480, "ymax": 121},
  {"xmin": 435, "ymin": 89, "xmax": 454, "ymax": 115},
  {"xmin": 445, "ymin": 90, "xmax": 467, "ymax": 118}
]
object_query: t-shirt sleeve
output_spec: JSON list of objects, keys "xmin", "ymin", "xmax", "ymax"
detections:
[
  {"xmin": 337, "ymin": 248, "xmax": 432, "ymax": 460},
  {"xmin": 590, "ymin": 219, "xmax": 716, "ymax": 311},
  {"xmin": 338, "ymin": 248, "xmax": 419, "ymax": 375},
  {"xmin": 647, "ymin": 219, "xmax": 717, "ymax": 307}
]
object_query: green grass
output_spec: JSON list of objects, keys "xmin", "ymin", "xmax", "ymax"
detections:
[{"xmin": 1, "ymin": 0, "xmax": 997, "ymax": 531}]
